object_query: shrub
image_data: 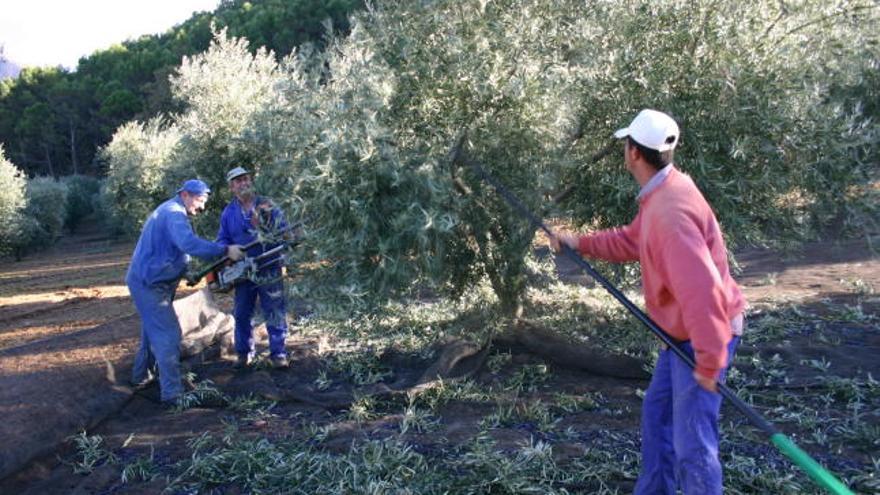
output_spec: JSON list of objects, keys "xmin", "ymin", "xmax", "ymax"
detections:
[
  {"xmin": 0, "ymin": 145, "xmax": 27, "ymax": 257},
  {"xmin": 21, "ymin": 176, "xmax": 69, "ymax": 248},
  {"xmin": 61, "ymin": 175, "xmax": 101, "ymax": 230}
]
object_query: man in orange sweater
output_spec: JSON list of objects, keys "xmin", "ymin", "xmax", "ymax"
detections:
[{"xmin": 550, "ymin": 109, "xmax": 745, "ymax": 495}]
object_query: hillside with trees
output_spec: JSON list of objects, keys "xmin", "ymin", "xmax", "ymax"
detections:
[{"xmin": 0, "ymin": 0, "xmax": 363, "ymax": 178}]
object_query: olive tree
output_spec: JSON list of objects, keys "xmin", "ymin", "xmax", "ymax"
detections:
[
  {"xmin": 275, "ymin": 0, "xmax": 875, "ymax": 311},
  {"xmin": 100, "ymin": 117, "xmax": 182, "ymax": 235},
  {"xmin": 165, "ymin": 27, "xmax": 287, "ymax": 215},
  {"xmin": 259, "ymin": 0, "xmax": 586, "ymax": 315},
  {"xmin": 0, "ymin": 145, "xmax": 27, "ymax": 256},
  {"xmin": 101, "ymin": 0, "xmax": 878, "ymax": 317},
  {"xmin": 21, "ymin": 177, "xmax": 68, "ymax": 248},
  {"xmin": 101, "ymin": 28, "xmax": 285, "ymax": 236},
  {"xmin": 558, "ymin": 0, "xmax": 880, "ymax": 245}
]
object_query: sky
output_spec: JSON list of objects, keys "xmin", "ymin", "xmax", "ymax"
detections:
[{"xmin": 0, "ymin": 0, "xmax": 222, "ymax": 70}]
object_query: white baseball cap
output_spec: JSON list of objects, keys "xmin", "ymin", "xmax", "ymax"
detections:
[
  {"xmin": 226, "ymin": 166, "xmax": 251, "ymax": 182},
  {"xmin": 613, "ymin": 109, "xmax": 680, "ymax": 152}
]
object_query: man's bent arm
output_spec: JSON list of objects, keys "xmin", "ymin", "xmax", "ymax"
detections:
[
  {"xmin": 168, "ymin": 211, "xmax": 226, "ymax": 260},
  {"xmin": 578, "ymin": 216, "xmax": 642, "ymax": 262}
]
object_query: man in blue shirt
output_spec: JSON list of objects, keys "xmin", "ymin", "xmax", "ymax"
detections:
[
  {"xmin": 126, "ymin": 179, "xmax": 244, "ymax": 405},
  {"xmin": 217, "ymin": 167, "xmax": 291, "ymax": 369}
]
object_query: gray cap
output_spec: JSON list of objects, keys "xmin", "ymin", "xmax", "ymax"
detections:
[{"xmin": 226, "ymin": 166, "xmax": 250, "ymax": 182}]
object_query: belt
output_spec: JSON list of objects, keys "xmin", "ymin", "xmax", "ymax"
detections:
[{"xmin": 660, "ymin": 313, "xmax": 745, "ymax": 350}]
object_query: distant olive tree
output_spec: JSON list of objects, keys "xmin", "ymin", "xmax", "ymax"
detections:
[
  {"xmin": 0, "ymin": 145, "xmax": 27, "ymax": 257},
  {"xmin": 20, "ymin": 177, "xmax": 68, "ymax": 249},
  {"xmin": 100, "ymin": 117, "xmax": 181, "ymax": 235},
  {"xmin": 62, "ymin": 175, "xmax": 101, "ymax": 230},
  {"xmin": 165, "ymin": 27, "xmax": 287, "ymax": 215},
  {"xmin": 2, "ymin": 146, "xmax": 98, "ymax": 257}
]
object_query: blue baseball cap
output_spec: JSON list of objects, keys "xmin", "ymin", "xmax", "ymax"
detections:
[{"xmin": 176, "ymin": 179, "xmax": 211, "ymax": 196}]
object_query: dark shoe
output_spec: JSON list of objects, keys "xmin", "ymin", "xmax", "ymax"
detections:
[
  {"xmin": 270, "ymin": 355, "xmax": 289, "ymax": 369},
  {"xmin": 234, "ymin": 354, "xmax": 253, "ymax": 369}
]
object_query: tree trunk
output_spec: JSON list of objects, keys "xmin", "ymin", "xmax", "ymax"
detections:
[
  {"xmin": 504, "ymin": 322, "xmax": 650, "ymax": 380},
  {"xmin": 68, "ymin": 118, "xmax": 78, "ymax": 175},
  {"xmin": 16, "ymin": 142, "xmax": 27, "ymax": 172},
  {"xmin": 43, "ymin": 144, "xmax": 54, "ymax": 177}
]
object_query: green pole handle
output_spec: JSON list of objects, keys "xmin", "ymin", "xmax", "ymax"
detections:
[{"xmin": 770, "ymin": 434, "xmax": 855, "ymax": 495}]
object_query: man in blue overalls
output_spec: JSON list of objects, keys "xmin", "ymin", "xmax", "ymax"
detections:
[
  {"xmin": 127, "ymin": 179, "xmax": 244, "ymax": 405},
  {"xmin": 217, "ymin": 167, "xmax": 290, "ymax": 369}
]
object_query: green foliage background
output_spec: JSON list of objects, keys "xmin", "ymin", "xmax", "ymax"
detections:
[{"xmin": 557, "ymin": 0, "xmax": 880, "ymax": 245}]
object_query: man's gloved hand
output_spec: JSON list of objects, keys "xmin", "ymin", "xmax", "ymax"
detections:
[{"xmin": 227, "ymin": 244, "xmax": 245, "ymax": 261}]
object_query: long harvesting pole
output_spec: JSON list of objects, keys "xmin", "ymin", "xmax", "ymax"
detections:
[{"xmin": 456, "ymin": 152, "xmax": 855, "ymax": 495}]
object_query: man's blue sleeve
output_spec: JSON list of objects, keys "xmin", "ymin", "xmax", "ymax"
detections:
[{"xmin": 167, "ymin": 210, "xmax": 226, "ymax": 260}]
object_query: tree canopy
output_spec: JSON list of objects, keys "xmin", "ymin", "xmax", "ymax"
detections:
[{"xmin": 101, "ymin": 0, "xmax": 879, "ymax": 315}]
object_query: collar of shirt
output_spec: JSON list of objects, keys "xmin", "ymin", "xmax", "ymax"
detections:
[{"xmin": 637, "ymin": 164, "xmax": 674, "ymax": 201}]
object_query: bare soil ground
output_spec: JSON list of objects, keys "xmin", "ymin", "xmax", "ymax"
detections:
[
  {"xmin": 0, "ymin": 231, "xmax": 133, "ymax": 350},
  {"xmin": 0, "ymin": 229, "xmax": 877, "ymax": 493}
]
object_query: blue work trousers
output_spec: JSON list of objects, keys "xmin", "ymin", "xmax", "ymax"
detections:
[
  {"xmin": 634, "ymin": 335, "xmax": 740, "ymax": 495},
  {"xmin": 233, "ymin": 275, "xmax": 288, "ymax": 358},
  {"xmin": 128, "ymin": 279, "xmax": 184, "ymax": 403}
]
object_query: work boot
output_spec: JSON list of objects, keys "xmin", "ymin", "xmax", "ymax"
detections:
[
  {"xmin": 270, "ymin": 354, "xmax": 289, "ymax": 369},
  {"xmin": 234, "ymin": 354, "xmax": 253, "ymax": 370}
]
